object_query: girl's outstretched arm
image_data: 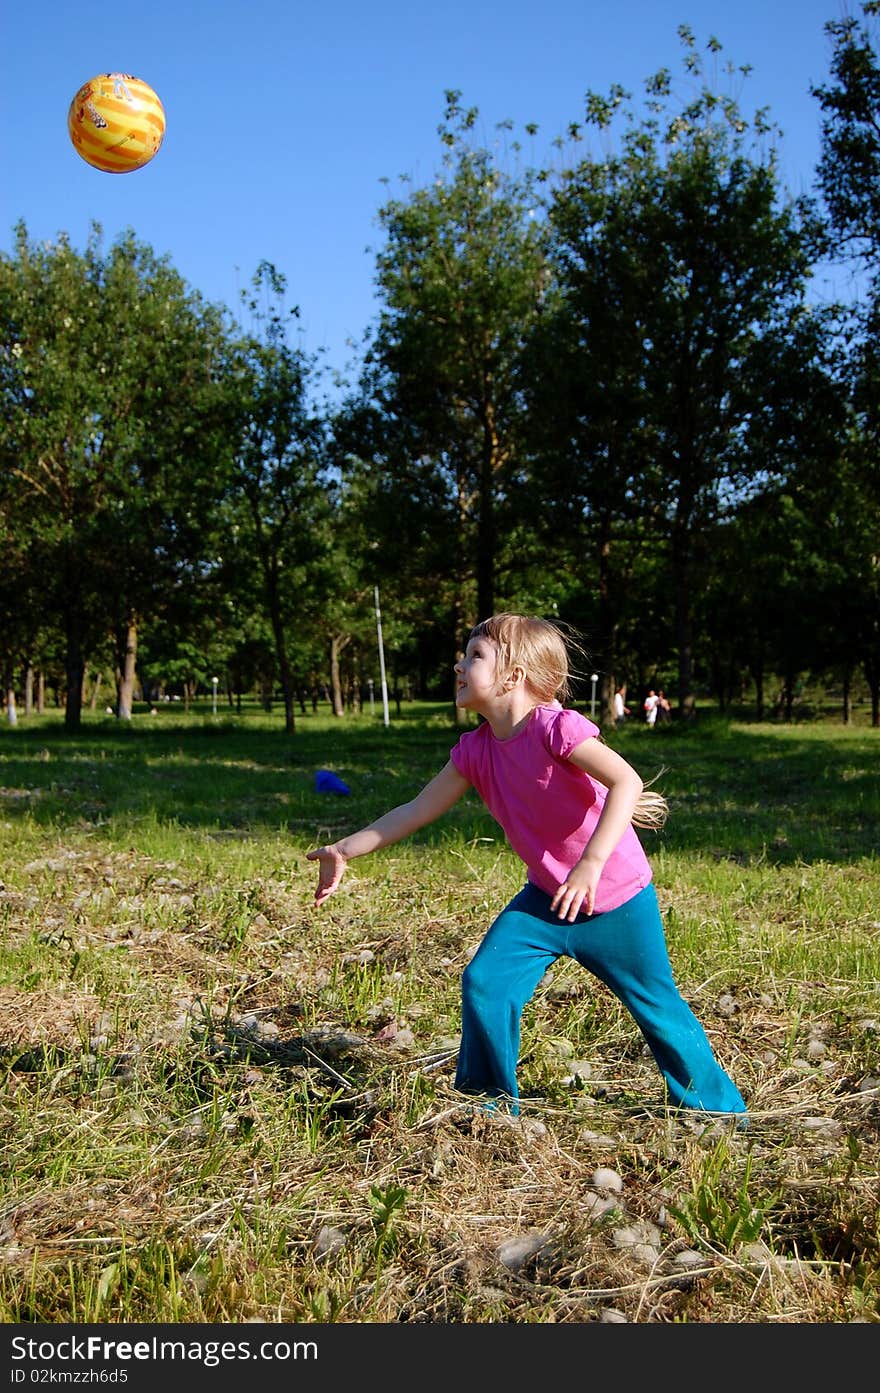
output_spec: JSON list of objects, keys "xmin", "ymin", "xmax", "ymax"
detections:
[{"xmin": 307, "ymin": 760, "xmax": 470, "ymax": 906}]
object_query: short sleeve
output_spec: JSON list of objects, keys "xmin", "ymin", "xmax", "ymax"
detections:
[
  {"xmin": 449, "ymin": 731, "xmax": 473, "ymax": 781},
  {"xmin": 545, "ymin": 706, "xmax": 600, "ymax": 761}
]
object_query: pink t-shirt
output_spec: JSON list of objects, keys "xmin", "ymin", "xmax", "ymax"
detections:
[{"xmin": 449, "ymin": 702, "xmax": 652, "ymax": 914}]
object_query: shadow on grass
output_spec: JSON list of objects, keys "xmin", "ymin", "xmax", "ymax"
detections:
[
  {"xmin": 0, "ymin": 1023, "xmax": 387, "ymax": 1142},
  {"xmin": 0, "ymin": 706, "xmax": 877, "ymax": 866}
]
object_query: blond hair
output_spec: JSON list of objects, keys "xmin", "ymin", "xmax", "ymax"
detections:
[
  {"xmin": 469, "ymin": 612, "xmax": 576, "ymax": 703},
  {"xmin": 467, "ymin": 612, "xmax": 668, "ymax": 831}
]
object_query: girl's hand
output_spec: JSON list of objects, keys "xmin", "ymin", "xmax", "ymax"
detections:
[
  {"xmin": 306, "ymin": 844, "xmax": 348, "ymax": 905},
  {"xmin": 550, "ymin": 856, "xmax": 603, "ymax": 921}
]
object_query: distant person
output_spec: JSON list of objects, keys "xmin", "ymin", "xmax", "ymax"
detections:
[
  {"xmin": 612, "ymin": 684, "xmax": 630, "ymax": 726},
  {"xmin": 308, "ymin": 613, "xmax": 746, "ymax": 1120},
  {"xmin": 644, "ymin": 690, "xmax": 659, "ymax": 727},
  {"xmin": 657, "ymin": 690, "xmax": 671, "ymax": 724}
]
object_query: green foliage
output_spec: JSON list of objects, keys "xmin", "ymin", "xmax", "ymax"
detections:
[
  {"xmin": 224, "ymin": 262, "xmax": 334, "ymax": 733},
  {"xmin": 668, "ymin": 1145, "xmax": 774, "ymax": 1252},
  {"xmin": 0, "ymin": 223, "xmax": 232, "ymax": 728},
  {"xmin": 810, "ymin": 5, "xmax": 880, "ymax": 720},
  {"xmin": 369, "ymin": 1183, "xmax": 407, "ymax": 1260},
  {"xmin": 0, "ymin": 711, "xmax": 877, "ymax": 1322},
  {"xmin": 1, "ymin": 20, "xmax": 880, "ymax": 730},
  {"xmin": 367, "ymin": 92, "xmax": 551, "ymax": 626},
  {"xmin": 531, "ymin": 28, "xmax": 831, "ymax": 717},
  {"xmin": 813, "ymin": 2, "xmax": 880, "ymax": 262}
]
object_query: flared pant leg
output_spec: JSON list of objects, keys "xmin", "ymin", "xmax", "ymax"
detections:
[
  {"xmin": 455, "ymin": 881, "xmax": 746, "ymax": 1116},
  {"xmin": 455, "ymin": 887, "xmax": 561, "ymax": 1108}
]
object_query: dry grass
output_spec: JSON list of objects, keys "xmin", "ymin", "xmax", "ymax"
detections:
[{"xmin": 0, "ymin": 708, "xmax": 878, "ymax": 1324}]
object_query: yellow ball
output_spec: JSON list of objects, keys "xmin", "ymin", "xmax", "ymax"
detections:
[{"xmin": 68, "ymin": 73, "xmax": 165, "ymax": 174}]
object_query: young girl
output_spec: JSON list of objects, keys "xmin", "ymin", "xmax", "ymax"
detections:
[{"xmin": 307, "ymin": 613, "xmax": 746, "ymax": 1118}]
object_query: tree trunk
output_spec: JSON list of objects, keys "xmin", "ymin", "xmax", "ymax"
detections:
[
  {"xmin": 329, "ymin": 634, "xmax": 350, "ymax": 717},
  {"xmin": 349, "ymin": 648, "xmax": 362, "ymax": 715},
  {"xmin": 5, "ymin": 666, "xmax": 17, "ymax": 726},
  {"xmin": 842, "ymin": 668, "xmax": 851, "ymax": 725},
  {"xmin": 269, "ymin": 603, "xmax": 295, "ymax": 734},
  {"xmin": 64, "ymin": 629, "xmax": 85, "ymax": 731},
  {"xmin": 259, "ymin": 553, "xmax": 295, "ymax": 732},
  {"xmin": 36, "ymin": 670, "xmax": 45, "ymax": 715},
  {"xmin": 595, "ymin": 519, "xmax": 619, "ymax": 725},
  {"xmin": 276, "ymin": 648, "xmax": 295, "ymax": 733},
  {"xmin": 114, "ymin": 619, "xmax": 138, "ymax": 720},
  {"xmin": 751, "ymin": 659, "xmax": 764, "ymax": 721},
  {"xmin": 672, "ymin": 533, "xmax": 695, "ymax": 720},
  {"xmin": 476, "ymin": 484, "xmax": 494, "ymax": 621},
  {"xmin": 784, "ymin": 664, "xmax": 795, "ymax": 722},
  {"xmin": 24, "ymin": 664, "xmax": 34, "ymax": 717},
  {"xmin": 712, "ymin": 655, "xmax": 726, "ymax": 711}
]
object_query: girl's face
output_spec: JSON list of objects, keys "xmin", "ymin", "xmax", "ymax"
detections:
[{"xmin": 454, "ymin": 636, "xmax": 503, "ymax": 712}]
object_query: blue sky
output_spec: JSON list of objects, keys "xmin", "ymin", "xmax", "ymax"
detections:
[{"xmin": 2, "ymin": 0, "xmax": 853, "ymax": 387}]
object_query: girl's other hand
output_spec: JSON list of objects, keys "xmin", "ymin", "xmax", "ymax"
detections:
[
  {"xmin": 550, "ymin": 857, "xmax": 602, "ymax": 921},
  {"xmin": 306, "ymin": 844, "xmax": 348, "ymax": 905}
]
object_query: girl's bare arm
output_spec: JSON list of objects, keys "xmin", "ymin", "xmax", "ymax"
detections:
[{"xmin": 307, "ymin": 760, "xmax": 470, "ymax": 905}]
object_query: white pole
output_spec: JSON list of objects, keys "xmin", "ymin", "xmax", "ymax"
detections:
[
  {"xmin": 374, "ymin": 586, "xmax": 390, "ymax": 727},
  {"xmin": 590, "ymin": 673, "xmax": 598, "ymax": 719}
]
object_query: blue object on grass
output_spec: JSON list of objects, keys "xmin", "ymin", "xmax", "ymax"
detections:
[{"xmin": 315, "ymin": 769, "xmax": 351, "ymax": 796}]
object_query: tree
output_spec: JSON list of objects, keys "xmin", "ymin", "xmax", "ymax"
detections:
[
  {"xmin": 365, "ymin": 92, "xmax": 550, "ymax": 634},
  {"xmin": 0, "ymin": 222, "xmax": 231, "ymax": 728},
  {"xmin": 225, "ymin": 262, "xmax": 332, "ymax": 734},
  {"xmin": 812, "ymin": 2, "xmax": 880, "ymax": 724},
  {"xmin": 0, "ymin": 495, "xmax": 44, "ymax": 724},
  {"xmin": 539, "ymin": 29, "xmax": 832, "ymax": 718},
  {"xmin": 813, "ymin": 2, "xmax": 880, "ymax": 266}
]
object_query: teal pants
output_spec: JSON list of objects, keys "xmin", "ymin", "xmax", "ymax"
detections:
[{"xmin": 455, "ymin": 881, "xmax": 746, "ymax": 1116}]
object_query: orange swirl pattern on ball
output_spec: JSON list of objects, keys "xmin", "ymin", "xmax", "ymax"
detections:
[{"xmin": 68, "ymin": 73, "xmax": 165, "ymax": 173}]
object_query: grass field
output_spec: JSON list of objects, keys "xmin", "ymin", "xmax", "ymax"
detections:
[{"xmin": 0, "ymin": 702, "xmax": 878, "ymax": 1324}]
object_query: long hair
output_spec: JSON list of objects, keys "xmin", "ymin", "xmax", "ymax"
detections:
[{"xmin": 467, "ymin": 613, "xmax": 668, "ymax": 830}]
